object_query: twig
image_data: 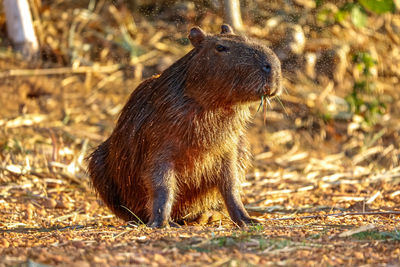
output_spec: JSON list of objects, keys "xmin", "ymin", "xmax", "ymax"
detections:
[
  {"xmin": 0, "ymin": 64, "xmax": 122, "ymax": 78},
  {"xmin": 338, "ymin": 224, "xmax": 376, "ymax": 238},
  {"xmin": 272, "ymin": 211, "xmax": 400, "ymax": 221},
  {"xmin": 0, "ymin": 114, "xmax": 47, "ymax": 128},
  {"xmin": 120, "ymin": 205, "xmax": 146, "ymax": 226}
]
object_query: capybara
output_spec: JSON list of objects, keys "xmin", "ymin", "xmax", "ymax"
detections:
[{"xmin": 88, "ymin": 24, "xmax": 282, "ymax": 227}]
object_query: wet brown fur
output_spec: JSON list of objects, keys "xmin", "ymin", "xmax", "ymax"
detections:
[{"xmin": 88, "ymin": 25, "xmax": 281, "ymax": 227}]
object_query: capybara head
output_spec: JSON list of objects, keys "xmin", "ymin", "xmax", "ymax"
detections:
[{"xmin": 185, "ymin": 25, "xmax": 282, "ymax": 107}]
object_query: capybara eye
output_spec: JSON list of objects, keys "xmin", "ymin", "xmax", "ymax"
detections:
[
  {"xmin": 262, "ymin": 63, "xmax": 272, "ymax": 75},
  {"xmin": 215, "ymin": 44, "xmax": 228, "ymax": 52}
]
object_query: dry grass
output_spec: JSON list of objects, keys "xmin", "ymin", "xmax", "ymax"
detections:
[{"xmin": 0, "ymin": 0, "xmax": 399, "ymax": 266}]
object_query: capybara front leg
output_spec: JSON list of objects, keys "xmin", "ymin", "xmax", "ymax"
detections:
[
  {"xmin": 147, "ymin": 163, "xmax": 176, "ymax": 228},
  {"xmin": 219, "ymin": 158, "xmax": 259, "ymax": 227}
]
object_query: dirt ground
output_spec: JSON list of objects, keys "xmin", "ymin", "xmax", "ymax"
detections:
[{"xmin": 0, "ymin": 0, "xmax": 400, "ymax": 266}]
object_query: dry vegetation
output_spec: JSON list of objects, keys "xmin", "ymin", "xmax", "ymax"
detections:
[{"xmin": 0, "ymin": 0, "xmax": 399, "ymax": 266}]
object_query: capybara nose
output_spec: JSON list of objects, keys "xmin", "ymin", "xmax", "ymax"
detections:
[{"xmin": 262, "ymin": 63, "xmax": 272, "ymax": 75}]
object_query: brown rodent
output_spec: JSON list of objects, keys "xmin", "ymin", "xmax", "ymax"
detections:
[{"xmin": 88, "ymin": 24, "xmax": 282, "ymax": 227}]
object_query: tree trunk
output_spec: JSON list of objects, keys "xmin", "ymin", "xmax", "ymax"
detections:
[
  {"xmin": 3, "ymin": 0, "xmax": 39, "ymax": 59},
  {"xmin": 223, "ymin": 0, "xmax": 244, "ymax": 33}
]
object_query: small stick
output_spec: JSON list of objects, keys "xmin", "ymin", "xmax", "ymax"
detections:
[
  {"xmin": 256, "ymin": 95, "xmax": 268, "ymax": 124},
  {"xmin": 263, "ymin": 96, "xmax": 268, "ymax": 124},
  {"xmin": 120, "ymin": 205, "xmax": 146, "ymax": 226},
  {"xmin": 0, "ymin": 64, "xmax": 122, "ymax": 78},
  {"xmin": 271, "ymin": 211, "xmax": 400, "ymax": 221},
  {"xmin": 257, "ymin": 95, "xmax": 264, "ymax": 112}
]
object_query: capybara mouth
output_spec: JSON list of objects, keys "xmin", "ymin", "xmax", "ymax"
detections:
[
  {"xmin": 261, "ymin": 85, "xmax": 278, "ymax": 98},
  {"xmin": 261, "ymin": 84, "xmax": 280, "ymax": 98}
]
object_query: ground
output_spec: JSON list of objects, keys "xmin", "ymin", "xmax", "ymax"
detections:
[{"xmin": 0, "ymin": 0, "xmax": 399, "ymax": 266}]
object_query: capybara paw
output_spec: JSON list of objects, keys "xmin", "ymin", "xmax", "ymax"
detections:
[
  {"xmin": 147, "ymin": 219, "xmax": 169, "ymax": 228},
  {"xmin": 195, "ymin": 210, "xmax": 224, "ymax": 225},
  {"xmin": 147, "ymin": 220, "xmax": 180, "ymax": 228},
  {"xmin": 242, "ymin": 216, "xmax": 261, "ymax": 225},
  {"xmin": 234, "ymin": 216, "xmax": 261, "ymax": 228}
]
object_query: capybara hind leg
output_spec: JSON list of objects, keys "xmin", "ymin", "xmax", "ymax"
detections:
[{"xmin": 195, "ymin": 210, "xmax": 224, "ymax": 225}]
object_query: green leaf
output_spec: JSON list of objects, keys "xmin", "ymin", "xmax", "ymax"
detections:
[
  {"xmin": 358, "ymin": 0, "xmax": 395, "ymax": 14},
  {"xmin": 334, "ymin": 10, "xmax": 348, "ymax": 23},
  {"xmin": 351, "ymin": 5, "xmax": 367, "ymax": 28},
  {"xmin": 315, "ymin": 0, "xmax": 324, "ymax": 8}
]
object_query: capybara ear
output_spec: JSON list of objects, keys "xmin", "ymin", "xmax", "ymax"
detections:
[
  {"xmin": 189, "ymin": 27, "xmax": 206, "ymax": 47},
  {"xmin": 221, "ymin": 24, "xmax": 234, "ymax": 34}
]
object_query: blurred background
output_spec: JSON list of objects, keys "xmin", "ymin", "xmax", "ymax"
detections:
[
  {"xmin": 0, "ymin": 0, "xmax": 399, "ymax": 248},
  {"xmin": 0, "ymin": 1, "xmax": 399, "ymax": 265}
]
